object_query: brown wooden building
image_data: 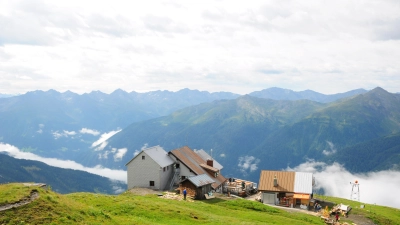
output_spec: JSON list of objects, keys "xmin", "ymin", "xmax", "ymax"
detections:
[{"xmin": 180, "ymin": 174, "xmax": 215, "ymax": 200}]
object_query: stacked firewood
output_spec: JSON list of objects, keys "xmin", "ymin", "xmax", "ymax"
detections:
[{"xmin": 177, "ymin": 186, "xmax": 196, "ymax": 197}]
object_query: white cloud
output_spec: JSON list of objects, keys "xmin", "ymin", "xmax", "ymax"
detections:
[
  {"xmin": 98, "ymin": 150, "xmax": 110, "ymax": 160},
  {"xmin": 287, "ymin": 160, "xmax": 400, "ymax": 209},
  {"xmin": 0, "ymin": 0, "xmax": 399, "ymax": 95},
  {"xmin": 220, "ymin": 153, "xmax": 226, "ymax": 158},
  {"xmin": 91, "ymin": 129, "xmax": 121, "ymax": 150},
  {"xmin": 80, "ymin": 128, "xmax": 100, "ymax": 136},
  {"xmin": 64, "ymin": 130, "xmax": 76, "ymax": 135},
  {"xmin": 0, "ymin": 142, "xmax": 126, "ymax": 182},
  {"xmin": 113, "ymin": 148, "xmax": 127, "ymax": 162},
  {"xmin": 52, "ymin": 130, "xmax": 76, "ymax": 139},
  {"xmin": 94, "ymin": 141, "xmax": 108, "ymax": 151},
  {"xmin": 238, "ymin": 155, "xmax": 260, "ymax": 174},
  {"xmin": 322, "ymin": 141, "xmax": 337, "ymax": 156},
  {"xmin": 37, "ymin": 124, "xmax": 44, "ymax": 133},
  {"xmin": 131, "ymin": 144, "xmax": 149, "ymax": 157},
  {"xmin": 133, "ymin": 150, "xmax": 140, "ymax": 157},
  {"xmin": 141, "ymin": 143, "xmax": 149, "ymax": 150}
]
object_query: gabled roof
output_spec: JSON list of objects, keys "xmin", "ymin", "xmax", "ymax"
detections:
[
  {"xmin": 170, "ymin": 146, "xmax": 204, "ymax": 175},
  {"xmin": 294, "ymin": 172, "xmax": 313, "ymax": 194},
  {"xmin": 258, "ymin": 170, "xmax": 313, "ymax": 194},
  {"xmin": 125, "ymin": 145, "xmax": 174, "ymax": 167},
  {"xmin": 169, "ymin": 146, "xmax": 226, "ymax": 189},
  {"xmin": 195, "ymin": 149, "xmax": 223, "ymax": 170},
  {"xmin": 185, "ymin": 174, "xmax": 215, "ymax": 188}
]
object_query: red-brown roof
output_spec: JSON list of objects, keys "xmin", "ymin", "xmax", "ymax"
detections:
[{"xmin": 169, "ymin": 146, "xmax": 226, "ymax": 189}]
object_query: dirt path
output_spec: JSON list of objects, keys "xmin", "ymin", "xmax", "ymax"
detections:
[{"xmin": 0, "ymin": 190, "xmax": 39, "ymax": 212}]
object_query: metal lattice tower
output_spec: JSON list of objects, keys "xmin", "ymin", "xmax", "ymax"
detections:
[{"xmin": 350, "ymin": 180, "xmax": 360, "ymax": 202}]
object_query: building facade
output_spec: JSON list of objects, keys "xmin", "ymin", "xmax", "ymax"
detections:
[{"xmin": 125, "ymin": 146, "xmax": 174, "ymax": 190}]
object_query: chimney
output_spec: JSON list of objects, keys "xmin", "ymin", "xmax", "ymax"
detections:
[
  {"xmin": 207, "ymin": 159, "xmax": 213, "ymax": 167},
  {"xmin": 273, "ymin": 175, "xmax": 278, "ymax": 187}
]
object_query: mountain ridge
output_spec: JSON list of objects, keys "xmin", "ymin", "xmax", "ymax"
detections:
[{"xmin": 103, "ymin": 87, "xmax": 400, "ymax": 181}]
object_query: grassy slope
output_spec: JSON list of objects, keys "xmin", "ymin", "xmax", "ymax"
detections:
[
  {"xmin": 1, "ymin": 183, "xmax": 399, "ymax": 225},
  {"xmin": 314, "ymin": 194, "xmax": 400, "ymax": 225},
  {"xmin": 1, "ymin": 183, "xmax": 319, "ymax": 225}
]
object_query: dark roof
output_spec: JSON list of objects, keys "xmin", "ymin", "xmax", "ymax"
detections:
[{"xmin": 186, "ymin": 174, "xmax": 215, "ymax": 188}]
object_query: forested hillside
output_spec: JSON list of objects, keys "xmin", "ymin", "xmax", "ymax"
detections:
[{"xmin": 103, "ymin": 87, "xmax": 400, "ymax": 181}]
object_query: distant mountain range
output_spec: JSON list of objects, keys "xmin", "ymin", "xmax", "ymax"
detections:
[
  {"xmin": 0, "ymin": 153, "xmax": 125, "ymax": 194},
  {"xmin": 1, "ymin": 87, "xmax": 399, "ymax": 186},
  {"xmin": 103, "ymin": 87, "xmax": 400, "ymax": 181},
  {"xmin": 249, "ymin": 87, "xmax": 368, "ymax": 103}
]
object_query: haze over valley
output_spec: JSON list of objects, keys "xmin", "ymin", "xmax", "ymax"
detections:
[{"xmin": 1, "ymin": 87, "xmax": 400, "ymax": 209}]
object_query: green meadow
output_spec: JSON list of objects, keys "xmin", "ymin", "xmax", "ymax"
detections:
[{"xmin": 1, "ymin": 183, "xmax": 399, "ymax": 225}]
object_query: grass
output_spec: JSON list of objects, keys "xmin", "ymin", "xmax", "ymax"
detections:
[
  {"xmin": 314, "ymin": 194, "xmax": 400, "ymax": 225},
  {"xmin": 1, "ymin": 183, "xmax": 399, "ymax": 225},
  {"xmin": 0, "ymin": 183, "xmax": 37, "ymax": 205}
]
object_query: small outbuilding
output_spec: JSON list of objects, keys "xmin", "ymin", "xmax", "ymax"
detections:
[{"xmin": 180, "ymin": 174, "xmax": 215, "ymax": 200}]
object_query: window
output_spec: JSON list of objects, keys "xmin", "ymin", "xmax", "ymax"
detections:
[
  {"xmin": 150, "ymin": 181, "xmax": 154, "ymax": 186},
  {"xmin": 163, "ymin": 167, "xmax": 166, "ymax": 172},
  {"xmin": 142, "ymin": 155, "xmax": 145, "ymax": 160},
  {"xmin": 175, "ymin": 164, "xmax": 180, "ymax": 168}
]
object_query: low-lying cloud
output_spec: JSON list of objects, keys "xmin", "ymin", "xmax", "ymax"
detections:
[
  {"xmin": 0, "ymin": 142, "xmax": 126, "ymax": 183},
  {"xmin": 92, "ymin": 129, "xmax": 121, "ymax": 151},
  {"xmin": 52, "ymin": 130, "xmax": 77, "ymax": 139},
  {"xmin": 238, "ymin": 155, "xmax": 260, "ymax": 174},
  {"xmin": 322, "ymin": 141, "xmax": 337, "ymax": 156},
  {"xmin": 287, "ymin": 160, "xmax": 400, "ymax": 209},
  {"xmin": 80, "ymin": 128, "xmax": 100, "ymax": 136}
]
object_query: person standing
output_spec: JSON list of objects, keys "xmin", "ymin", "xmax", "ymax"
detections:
[
  {"xmin": 183, "ymin": 188, "xmax": 187, "ymax": 200},
  {"xmin": 335, "ymin": 212, "xmax": 340, "ymax": 222}
]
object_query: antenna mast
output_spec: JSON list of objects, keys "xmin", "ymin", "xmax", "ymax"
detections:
[{"xmin": 350, "ymin": 180, "xmax": 360, "ymax": 202}]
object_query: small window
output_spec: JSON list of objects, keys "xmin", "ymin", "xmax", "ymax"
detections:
[
  {"xmin": 175, "ymin": 164, "xmax": 180, "ymax": 168},
  {"xmin": 150, "ymin": 181, "xmax": 154, "ymax": 186},
  {"xmin": 167, "ymin": 166, "xmax": 169, "ymax": 170},
  {"xmin": 163, "ymin": 167, "xmax": 166, "ymax": 172},
  {"xmin": 142, "ymin": 155, "xmax": 145, "ymax": 160}
]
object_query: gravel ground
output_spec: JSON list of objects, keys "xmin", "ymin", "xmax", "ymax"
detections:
[{"xmin": 128, "ymin": 187, "xmax": 163, "ymax": 196}]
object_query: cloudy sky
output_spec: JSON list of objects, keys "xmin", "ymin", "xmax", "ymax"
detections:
[{"xmin": 1, "ymin": 0, "xmax": 399, "ymax": 95}]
